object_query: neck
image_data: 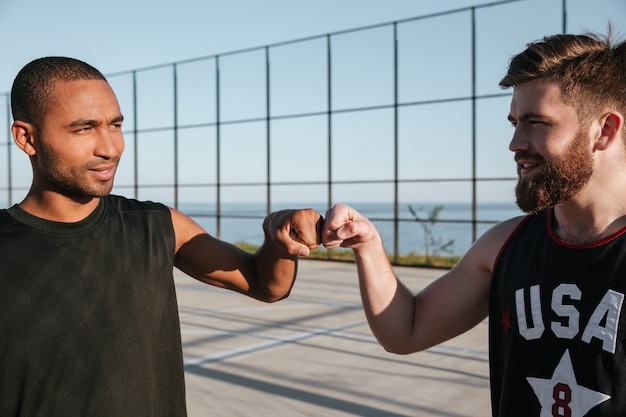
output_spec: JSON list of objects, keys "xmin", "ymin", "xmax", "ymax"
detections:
[
  {"xmin": 19, "ymin": 191, "xmax": 101, "ymax": 223},
  {"xmin": 551, "ymin": 162, "xmax": 626, "ymax": 243},
  {"xmin": 553, "ymin": 200, "xmax": 626, "ymax": 244}
]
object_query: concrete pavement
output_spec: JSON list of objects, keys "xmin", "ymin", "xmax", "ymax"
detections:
[{"xmin": 177, "ymin": 259, "xmax": 490, "ymax": 417}]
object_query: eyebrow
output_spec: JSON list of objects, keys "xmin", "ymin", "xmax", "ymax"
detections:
[
  {"xmin": 67, "ymin": 114, "xmax": 124, "ymax": 127},
  {"xmin": 68, "ymin": 119, "xmax": 99, "ymax": 128},
  {"xmin": 507, "ymin": 111, "xmax": 547, "ymax": 123}
]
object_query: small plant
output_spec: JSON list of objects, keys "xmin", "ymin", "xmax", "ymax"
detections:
[
  {"xmin": 235, "ymin": 241, "xmax": 460, "ymax": 268},
  {"xmin": 408, "ymin": 205, "xmax": 455, "ymax": 265},
  {"xmin": 234, "ymin": 206, "xmax": 461, "ymax": 269}
]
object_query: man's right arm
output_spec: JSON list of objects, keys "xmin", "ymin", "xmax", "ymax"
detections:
[{"xmin": 323, "ymin": 204, "xmax": 523, "ymax": 354}]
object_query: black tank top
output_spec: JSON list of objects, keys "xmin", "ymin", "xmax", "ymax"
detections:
[
  {"xmin": 490, "ymin": 209, "xmax": 626, "ymax": 416},
  {"xmin": 0, "ymin": 195, "xmax": 187, "ymax": 416}
]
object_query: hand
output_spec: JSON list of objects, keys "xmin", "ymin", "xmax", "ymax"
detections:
[
  {"xmin": 322, "ymin": 204, "xmax": 380, "ymax": 250},
  {"xmin": 264, "ymin": 209, "xmax": 324, "ymax": 256}
]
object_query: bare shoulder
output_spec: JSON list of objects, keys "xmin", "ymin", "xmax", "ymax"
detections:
[
  {"xmin": 408, "ymin": 215, "xmax": 528, "ymax": 347},
  {"xmin": 459, "ymin": 215, "xmax": 526, "ymax": 275},
  {"xmin": 168, "ymin": 207, "xmax": 208, "ymax": 253}
]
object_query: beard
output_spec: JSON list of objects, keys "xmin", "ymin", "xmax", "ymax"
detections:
[
  {"xmin": 515, "ymin": 129, "xmax": 593, "ymax": 214},
  {"xmin": 37, "ymin": 138, "xmax": 119, "ymax": 199}
]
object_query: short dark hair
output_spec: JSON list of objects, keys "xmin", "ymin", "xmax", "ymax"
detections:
[
  {"xmin": 11, "ymin": 57, "xmax": 107, "ymax": 126},
  {"xmin": 500, "ymin": 29, "xmax": 626, "ymax": 127}
]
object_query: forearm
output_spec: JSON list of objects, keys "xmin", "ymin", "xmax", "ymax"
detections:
[
  {"xmin": 248, "ymin": 207, "xmax": 321, "ymax": 301},
  {"xmin": 252, "ymin": 240, "xmax": 298, "ymax": 302},
  {"xmin": 353, "ymin": 239, "xmax": 419, "ymax": 354}
]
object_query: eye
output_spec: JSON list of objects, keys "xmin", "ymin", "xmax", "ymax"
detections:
[
  {"xmin": 109, "ymin": 117, "xmax": 124, "ymax": 130},
  {"xmin": 507, "ymin": 116, "xmax": 517, "ymax": 127}
]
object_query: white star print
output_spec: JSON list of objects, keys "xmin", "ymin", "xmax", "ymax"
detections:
[{"xmin": 527, "ymin": 349, "xmax": 610, "ymax": 417}]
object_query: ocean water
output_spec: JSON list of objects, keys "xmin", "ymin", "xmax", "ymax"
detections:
[{"xmin": 180, "ymin": 201, "xmax": 525, "ymax": 257}]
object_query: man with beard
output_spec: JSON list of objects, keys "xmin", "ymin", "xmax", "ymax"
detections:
[
  {"xmin": 0, "ymin": 57, "xmax": 322, "ymax": 416},
  {"xmin": 322, "ymin": 30, "xmax": 626, "ymax": 416}
]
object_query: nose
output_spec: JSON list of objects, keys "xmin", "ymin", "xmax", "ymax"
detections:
[
  {"xmin": 94, "ymin": 128, "xmax": 124, "ymax": 159},
  {"xmin": 508, "ymin": 127, "xmax": 528, "ymax": 153}
]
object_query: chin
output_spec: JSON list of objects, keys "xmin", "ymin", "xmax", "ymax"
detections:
[{"xmin": 65, "ymin": 185, "xmax": 113, "ymax": 200}]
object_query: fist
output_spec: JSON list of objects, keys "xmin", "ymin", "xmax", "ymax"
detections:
[
  {"xmin": 322, "ymin": 204, "xmax": 379, "ymax": 249},
  {"xmin": 264, "ymin": 208, "xmax": 324, "ymax": 256}
]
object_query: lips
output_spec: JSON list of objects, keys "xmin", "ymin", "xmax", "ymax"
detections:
[
  {"xmin": 515, "ymin": 153, "xmax": 542, "ymax": 176},
  {"xmin": 518, "ymin": 162, "xmax": 540, "ymax": 176},
  {"xmin": 89, "ymin": 164, "xmax": 117, "ymax": 181}
]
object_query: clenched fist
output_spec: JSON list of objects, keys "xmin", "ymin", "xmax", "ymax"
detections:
[
  {"xmin": 322, "ymin": 204, "xmax": 380, "ymax": 250},
  {"xmin": 264, "ymin": 208, "xmax": 324, "ymax": 256}
]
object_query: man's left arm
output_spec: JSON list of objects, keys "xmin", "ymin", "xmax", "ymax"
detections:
[{"xmin": 171, "ymin": 207, "xmax": 322, "ymax": 302}]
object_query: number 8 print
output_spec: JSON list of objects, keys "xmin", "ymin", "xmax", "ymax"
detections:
[{"xmin": 552, "ymin": 383, "xmax": 572, "ymax": 417}]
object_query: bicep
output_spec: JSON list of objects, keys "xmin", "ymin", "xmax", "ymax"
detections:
[
  {"xmin": 169, "ymin": 207, "xmax": 254, "ymax": 292},
  {"xmin": 410, "ymin": 258, "xmax": 491, "ymax": 350},
  {"xmin": 409, "ymin": 217, "xmax": 523, "ymax": 350}
]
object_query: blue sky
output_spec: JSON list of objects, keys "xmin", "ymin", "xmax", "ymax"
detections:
[
  {"xmin": 1, "ymin": 0, "xmax": 624, "ymax": 91},
  {"xmin": 1, "ymin": 0, "xmax": 625, "ymax": 207}
]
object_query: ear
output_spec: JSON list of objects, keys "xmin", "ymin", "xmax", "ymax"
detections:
[
  {"xmin": 11, "ymin": 121, "xmax": 37, "ymax": 156},
  {"xmin": 593, "ymin": 111, "xmax": 624, "ymax": 151}
]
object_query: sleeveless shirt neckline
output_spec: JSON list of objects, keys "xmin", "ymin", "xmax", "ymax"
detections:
[
  {"xmin": 7, "ymin": 198, "xmax": 107, "ymax": 235},
  {"xmin": 547, "ymin": 207, "xmax": 626, "ymax": 249}
]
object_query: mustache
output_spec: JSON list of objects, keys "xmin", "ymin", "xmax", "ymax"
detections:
[
  {"xmin": 514, "ymin": 151, "xmax": 544, "ymax": 164},
  {"xmin": 85, "ymin": 157, "xmax": 121, "ymax": 170}
]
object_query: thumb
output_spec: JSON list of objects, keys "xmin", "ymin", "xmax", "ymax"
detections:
[{"xmin": 298, "ymin": 245, "xmax": 311, "ymax": 257}]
